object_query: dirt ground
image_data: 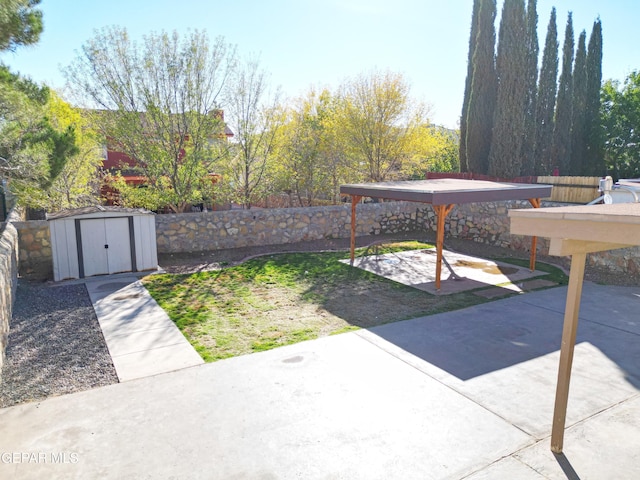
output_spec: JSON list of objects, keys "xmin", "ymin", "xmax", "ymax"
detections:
[{"xmin": 156, "ymin": 232, "xmax": 638, "ymax": 287}]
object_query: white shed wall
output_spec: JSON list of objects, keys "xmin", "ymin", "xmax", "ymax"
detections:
[
  {"xmin": 133, "ymin": 215, "xmax": 157, "ymax": 271},
  {"xmin": 50, "ymin": 218, "xmax": 80, "ymax": 281},
  {"xmin": 49, "ymin": 211, "xmax": 158, "ymax": 281}
]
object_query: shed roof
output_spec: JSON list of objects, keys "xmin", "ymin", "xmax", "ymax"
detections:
[{"xmin": 47, "ymin": 205, "xmax": 154, "ymax": 220}]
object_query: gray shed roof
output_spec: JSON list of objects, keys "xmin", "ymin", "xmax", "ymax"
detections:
[{"xmin": 47, "ymin": 205, "xmax": 154, "ymax": 220}]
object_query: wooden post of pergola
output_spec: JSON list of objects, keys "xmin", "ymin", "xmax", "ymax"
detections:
[
  {"xmin": 433, "ymin": 204, "xmax": 455, "ymax": 289},
  {"xmin": 349, "ymin": 195, "xmax": 362, "ymax": 266}
]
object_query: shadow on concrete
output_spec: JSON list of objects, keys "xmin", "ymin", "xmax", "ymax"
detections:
[
  {"xmin": 554, "ymin": 452, "xmax": 582, "ymax": 480},
  {"xmin": 363, "ymin": 285, "xmax": 640, "ymax": 389}
]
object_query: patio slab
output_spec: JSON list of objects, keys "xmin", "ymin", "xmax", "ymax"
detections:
[{"xmin": 342, "ymin": 248, "xmax": 549, "ymax": 295}]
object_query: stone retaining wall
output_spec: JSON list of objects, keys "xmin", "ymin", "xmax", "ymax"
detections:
[
  {"xmin": 13, "ymin": 220, "xmax": 52, "ymax": 280},
  {"xmin": 0, "ymin": 212, "xmax": 20, "ymax": 383},
  {"xmin": 10, "ymin": 201, "xmax": 640, "ymax": 279},
  {"xmin": 155, "ymin": 202, "xmax": 423, "ymax": 252}
]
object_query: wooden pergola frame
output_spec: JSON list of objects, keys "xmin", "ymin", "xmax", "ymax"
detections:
[{"xmin": 341, "ymin": 179, "xmax": 551, "ymax": 291}]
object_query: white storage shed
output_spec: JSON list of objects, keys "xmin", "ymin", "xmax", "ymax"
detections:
[{"xmin": 48, "ymin": 206, "xmax": 158, "ymax": 281}]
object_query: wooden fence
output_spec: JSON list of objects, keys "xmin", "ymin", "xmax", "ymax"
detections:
[
  {"xmin": 536, "ymin": 176, "xmax": 601, "ymax": 204},
  {"xmin": 426, "ymin": 172, "xmax": 601, "ymax": 204}
]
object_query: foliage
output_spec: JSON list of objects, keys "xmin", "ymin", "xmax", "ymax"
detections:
[
  {"xmin": 520, "ymin": 0, "xmax": 538, "ymax": 175},
  {"xmin": 334, "ymin": 70, "xmax": 429, "ymax": 182},
  {"xmin": 584, "ymin": 19, "xmax": 604, "ymax": 176},
  {"xmin": 221, "ymin": 56, "xmax": 282, "ymax": 209},
  {"xmin": 601, "ymin": 71, "xmax": 640, "ymax": 179},
  {"xmin": 271, "ymin": 88, "xmax": 339, "ymax": 206},
  {"xmin": 489, "ymin": 0, "xmax": 528, "ymax": 178},
  {"xmin": 569, "ymin": 31, "xmax": 587, "ymax": 175},
  {"xmin": 459, "ymin": 0, "xmax": 481, "ymax": 173},
  {"xmin": 0, "ymin": 65, "xmax": 82, "ymax": 206},
  {"xmin": 65, "ymin": 27, "xmax": 236, "ymax": 213},
  {"xmin": 550, "ymin": 12, "xmax": 574, "ymax": 174},
  {"xmin": 465, "ymin": 0, "xmax": 497, "ymax": 175},
  {"xmin": 0, "ymin": 0, "xmax": 43, "ymax": 52},
  {"xmin": 533, "ymin": 7, "xmax": 558, "ymax": 175},
  {"xmin": 14, "ymin": 93, "xmax": 102, "ymax": 211}
]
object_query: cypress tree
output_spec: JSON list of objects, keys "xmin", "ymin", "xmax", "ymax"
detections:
[
  {"xmin": 465, "ymin": 0, "xmax": 497, "ymax": 175},
  {"xmin": 520, "ymin": 0, "xmax": 539, "ymax": 176},
  {"xmin": 551, "ymin": 12, "xmax": 574, "ymax": 175},
  {"xmin": 569, "ymin": 31, "xmax": 587, "ymax": 175},
  {"xmin": 459, "ymin": 0, "xmax": 481, "ymax": 173},
  {"xmin": 533, "ymin": 8, "xmax": 558, "ymax": 175},
  {"xmin": 584, "ymin": 19, "xmax": 603, "ymax": 176},
  {"xmin": 488, "ymin": 0, "xmax": 528, "ymax": 178}
]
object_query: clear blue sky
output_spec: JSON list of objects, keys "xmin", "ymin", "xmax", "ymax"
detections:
[{"xmin": 1, "ymin": 0, "xmax": 637, "ymax": 129}]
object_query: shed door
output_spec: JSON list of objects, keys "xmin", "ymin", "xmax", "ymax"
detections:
[{"xmin": 80, "ymin": 218, "xmax": 133, "ymax": 277}]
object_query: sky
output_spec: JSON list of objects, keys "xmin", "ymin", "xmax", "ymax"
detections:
[{"xmin": 1, "ymin": 0, "xmax": 637, "ymax": 129}]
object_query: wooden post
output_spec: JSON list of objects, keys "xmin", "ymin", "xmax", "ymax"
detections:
[
  {"xmin": 528, "ymin": 198, "xmax": 541, "ymax": 271},
  {"xmin": 433, "ymin": 204, "xmax": 455, "ymax": 290},
  {"xmin": 349, "ymin": 195, "xmax": 362, "ymax": 266},
  {"xmin": 550, "ymin": 251, "xmax": 587, "ymax": 453}
]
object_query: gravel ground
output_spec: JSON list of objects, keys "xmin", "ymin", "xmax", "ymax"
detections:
[{"xmin": 0, "ymin": 281, "xmax": 118, "ymax": 408}]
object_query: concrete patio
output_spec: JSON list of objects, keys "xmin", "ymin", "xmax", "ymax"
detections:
[{"xmin": 0, "ymin": 281, "xmax": 638, "ymax": 479}]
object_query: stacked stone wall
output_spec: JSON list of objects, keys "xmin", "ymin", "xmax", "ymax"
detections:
[
  {"xmin": 7, "ymin": 200, "xmax": 640, "ymax": 280},
  {"xmin": 0, "ymin": 213, "xmax": 20, "ymax": 383}
]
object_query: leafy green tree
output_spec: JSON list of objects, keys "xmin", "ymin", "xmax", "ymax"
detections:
[
  {"xmin": 0, "ymin": 67, "xmax": 79, "ymax": 203},
  {"xmin": 335, "ymin": 70, "xmax": 428, "ymax": 182},
  {"xmin": 66, "ymin": 27, "xmax": 236, "ymax": 213},
  {"xmin": 488, "ymin": 0, "xmax": 528, "ymax": 178},
  {"xmin": 0, "ymin": 0, "xmax": 43, "ymax": 51},
  {"xmin": 551, "ymin": 12, "xmax": 574, "ymax": 174},
  {"xmin": 533, "ymin": 7, "xmax": 558, "ymax": 175},
  {"xmin": 459, "ymin": 0, "xmax": 481, "ymax": 173},
  {"xmin": 273, "ymin": 89, "xmax": 338, "ymax": 206},
  {"xmin": 465, "ymin": 0, "xmax": 497, "ymax": 175},
  {"xmin": 520, "ymin": 0, "xmax": 538, "ymax": 176},
  {"xmin": 569, "ymin": 30, "xmax": 587, "ymax": 175},
  {"xmin": 32, "ymin": 93, "xmax": 102, "ymax": 210},
  {"xmin": 584, "ymin": 18, "xmax": 604, "ymax": 176},
  {"xmin": 601, "ymin": 72, "xmax": 640, "ymax": 179},
  {"xmin": 222, "ymin": 56, "xmax": 283, "ymax": 209}
]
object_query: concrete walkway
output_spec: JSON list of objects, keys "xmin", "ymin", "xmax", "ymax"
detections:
[
  {"xmin": 0, "ymin": 282, "xmax": 639, "ymax": 479},
  {"xmin": 84, "ymin": 275, "xmax": 203, "ymax": 381}
]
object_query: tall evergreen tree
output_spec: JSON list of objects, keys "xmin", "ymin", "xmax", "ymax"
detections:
[
  {"xmin": 459, "ymin": 0, "xmax": 481, "ymax": 172},
  {"xmin": 569, "ymin": 31, "xmax": 587, "ymax": 175},
  {"xmin": 488, "ymin": 0, "xmax": 528, "ymax": 178},
  {"xmin": 520, "ymin": 0, "xmax": 539, "ymax": 176},
  {"xmin": 551, "ymin": 12, "xmax": 574, "ymax": 174},
  {"xmin": 584, "ymin": 18, "xmax": 603, "ymax": 176},
  {"xmin": 533, "ymin": 8, "xmax": 558, "ymax": 175},
  {"xmin": 465, "ymin": 0, "xmax": 497, "ymax": 175}
]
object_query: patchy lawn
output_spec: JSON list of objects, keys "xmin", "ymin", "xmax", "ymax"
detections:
[{"xmin": 143, "ymin": 241, "xmax": 567, "ymax": 362}]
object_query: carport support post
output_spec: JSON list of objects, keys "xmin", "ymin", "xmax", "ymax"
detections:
[
  {"xmin": 550, "ymin": 251, "xmax": 587, "ymax": 454},
  {"xmin": 349, "ymin": 195, "xmax": 363, "ymax": 266},
  {"xmin": 527, "ymin": 198, "xmax": 542, "ymax": 271},
  {"xmin": 433, "ymin": 204, "xmax": 455, "ymax": 291}
]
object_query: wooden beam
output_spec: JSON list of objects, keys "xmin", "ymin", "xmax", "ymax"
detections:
[
  {"xmin": 551, "ymin": 252, "xmax": 587, "ymax": 453},
  {"xmin": 349, "ymin": 195, "xmax": 362, "ymax": 266},
  {"xmin": 549, "ymin": 238, "xmax": 635, "ymax": 256}
]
